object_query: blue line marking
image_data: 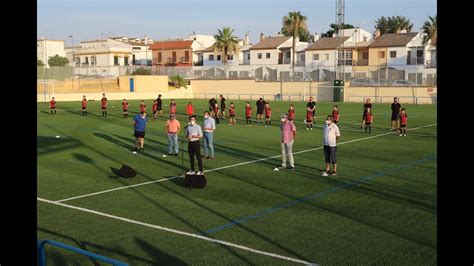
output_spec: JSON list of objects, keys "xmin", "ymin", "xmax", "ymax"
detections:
[{"xmin": 202, "ymin": 154, "xmax": 437, "ymax": 235}]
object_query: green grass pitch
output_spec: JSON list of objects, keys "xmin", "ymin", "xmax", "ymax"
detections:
[{"xmin": 37, "ymin": 98, "xmax": 437, "ymax": 265}]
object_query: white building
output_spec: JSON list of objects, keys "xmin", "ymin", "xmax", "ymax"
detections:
[
  {"xmin": 73, "ymin": 39, "xmax": 132, "ymax": 67},
  {"xmin": 249, "ymin": 36, "xmax": 294, "ymax": 65},
  {"xmin": 110, "ymin": 36, "xmax": 153, "ymax": 66},
  {"xmin": 185, "ymin": 34, "xmax": 216, "ymax": 64},
  {"xmin": 201, "ymin": 38, "xmax": 254, "ymax": 66},
  {"xmin": 37, "ymin": 39, "xmax": 66, "ymax": 68}
]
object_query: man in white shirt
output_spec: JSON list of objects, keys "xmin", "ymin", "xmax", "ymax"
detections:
[
  {"xmin": 321, "ymin": 114, "xmax": 341, "ymax": 176},
  {"xmin": 202, "ymin": 111, "xmax": 216, "ymax": 159}
]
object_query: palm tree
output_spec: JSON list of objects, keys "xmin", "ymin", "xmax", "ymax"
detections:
[
  {"xmin": 282, "ymin": 11, "xmax": 308, "ymax": 70},
  {"xmin": 422, "ymin": 15, "xmax": 437, "ymax": 46},
  {"xmin": 213, "ymin": 27, "xmax": 240, "ymax": 65},
  {"xmin": 375, "ymin": 16, "xmax": 413, "ymax": 34}
]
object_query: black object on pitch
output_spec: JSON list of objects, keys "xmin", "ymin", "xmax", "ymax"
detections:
[
  {"xmin": 118, "ymin": 164, "xmax": 137, "ymax": 178},
  {"xmin": 183, "ymin": 174, "xmax": 207, "ymax": 188}
]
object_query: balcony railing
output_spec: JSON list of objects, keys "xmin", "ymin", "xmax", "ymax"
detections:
[
  {"xmin": 355, "ymin": 59, "xmax": 368, "ymax": 66},
  {"xmin": 337, "ymin": 60, "xmax": 354, "ymax": 66},
  {"xmin": 425, "ymin": 60, "xmax": 437, "ymax": 68},
  {"xmin": 407, "ymin": 57, "xmax": 424, "ymax": 65}
]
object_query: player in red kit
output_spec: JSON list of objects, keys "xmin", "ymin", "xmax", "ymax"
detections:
[
  {"xmin": 305, "ymin": 107, "xmax": 313, "ymax": 130},
  {"xmin": 186, "ymin": 102, "xmax": 194, "ymax": 117},
  {"xmin": 213, "ymin": 103, "xmax": 220, "ymax": 124},
  {"xmin": 364, "ymin": 107, "xmax": 373, "ymax": 134},
  {"xmin": 122, "ymin": 99, "xmax": 129, "ymax": 118},
  {"xmin": 169, "ymin": 99, "xmax": 177, "ymax": 115},
  {"xmin": 101, "ymin": 93, "xmax": 107, "ymax": 117},
  {"xmin": 81, "ymin": 95, "xmax": 87, "ymax": 116},
  {"xmin": 139, "ymin": 100, "xmax": 147, "ymax": 115},
  {"xmin": 332, "ymin": 105, "xmax": 340, "ymax": 125},
  {"xmin": 288, "ymin": 104, "xmax": 295, "ymax": 121},
  {"xmin": 228, "ymin": 102, "xmax": 236, "ymax": 125},
  {"xmin": 152, "ymin": 100, "xmax": 158, "ymax": 120},
  {"xmin": 264, "ymin": 102, "xmax": 272, "ymax": 127},
  {"xmin": 245, "ymin": 102, "xmax": 252, "ymax": 126},
  {"xmin": 49, "ymin": 97, "xmax": 56, "ymax": 115},
  {"xmin": 399, "ymin": 108, "xmax": 408, "ymax": 136}
]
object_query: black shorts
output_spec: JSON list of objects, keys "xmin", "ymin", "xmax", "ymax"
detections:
[
  {"xmin": 157, "ymin": 107, "xmax": 162, "ymax": 111},
  {"xmin": 102, "ymin": 107, "xmax": 107, "ymax": 110},
  {"xmin": 229, "ymin": 114, "xmax": 235, "ymax": 117},
  {"xmin": 246, "ymin": 116, "xmax": 251, "ymax": 120},
  {"xmin": 50, "ymin": 107, "xmax": 56, "ymax": 110},
  {"xmin": 391, "ymin": 113, "xmax": 400, "ymax": 121},
  {"xmin": 134, "ymin": 131, "xmax": 145, "ymax": 138},
  {"xmin": 400, "ymin": 124, "xmax": 407, "ymax": 128},
  {"xmin": 123, "ymin": 109, "xmax": 128, "ymax": 112},
  {"xmin": 323, "ymin": 146, "xmax": 337, "ymax": 164},
  {"xmin": 365, "ymin": 122, "xmax": 372, "ymax": 126},
  {"xmin": 82, "ymin": 107, "xmax": 86, "ymax": 110},
  {"xmin": 265, "ymin": 115, "xmax": 271, "ymax": 119},
  {"xmin": 257, "ymin": 110, "xmax": 264, "ymax": 115}
]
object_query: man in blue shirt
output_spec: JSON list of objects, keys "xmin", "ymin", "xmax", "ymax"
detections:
[{"xmin": 132, "ymin": 111, "xmax": 148, "ymax": 153}]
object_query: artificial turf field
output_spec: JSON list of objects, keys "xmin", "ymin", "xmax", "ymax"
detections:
[{"xmin": 37, "ymin": 99, "xmax": 437, "ymax": 265}]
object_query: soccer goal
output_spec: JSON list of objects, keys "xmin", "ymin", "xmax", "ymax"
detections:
[{"xmin": 37, "ymin": 80, "xmax": 55, "ymax": 101}]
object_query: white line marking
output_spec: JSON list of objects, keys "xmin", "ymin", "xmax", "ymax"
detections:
[
  {"xmin": 55, "ymin": 176, "xmax": 181, "ymax": 203},
  {"xmin": 54, "ymin": 123, "xmax": 437, "ymax": 203},
  {"xmin": 38, "ymin": 197, "xmax": 313, "ymax": 265}
]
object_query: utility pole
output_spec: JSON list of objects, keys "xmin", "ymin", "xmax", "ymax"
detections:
[{"xmin": 335, "ymin": 0, "xmax": 345, "ymax": 81}]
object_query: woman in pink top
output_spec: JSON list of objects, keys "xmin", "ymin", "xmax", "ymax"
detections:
[{"xmin": 277, "ymin": 113, "xmax": 296, "ymax": 170}]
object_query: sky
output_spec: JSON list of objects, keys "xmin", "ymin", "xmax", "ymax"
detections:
[{"xmin": 37, "ymin": 0, "xmax": 436, "ymax": 45}]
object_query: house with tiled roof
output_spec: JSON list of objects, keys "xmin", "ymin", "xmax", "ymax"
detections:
[
  {"xmin": 73, "ymin": 38, "xmax": 132, "ymax": 67},
  {"xmin": 150, "ymin": 40, "xmax": 194, "ymax": 66},
  {"xmin": 249, "ymin": 36, "xmax": 294, "ymax": 65},
  {"xmin": 111, "ymin": 36, "xmax": 153, "ymax": 65},
  {"xmin": 200, "ymin": 38, "xmax": 252, "ymax": 66}
]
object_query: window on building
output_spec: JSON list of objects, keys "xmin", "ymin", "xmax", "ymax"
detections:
[
  {"xmin": 217, "ymin": 55, "xmax": 221, "ymax": 61},
  {"xmin": 124, "ymin": 57, "xmax": 129, "ymax": 65},
  {"xmin": 247, "ymin": 53, "xmax": 250, "ymax": 60},
  {"xmin": 185, "ymin": 51, "xmax": 190, "ymax": 62},
  {"xmin": 313, "ymin": 54, "xmax": 319, "ymax": 60},
  {"xmin": 323, "ymin": 54, "xmax": 329, "ymax": 60},
  {"xmin": 362, "ymin": 52, "xmax": 369, "ymax": 60},
  {"xmin": 390, "ymin": 51, "xmax": 397, "ymax": 58},
  {"xmin": 172, "ymin": 51, "xmax": 177, "ymax": 62},
  {"xmin": 227, "ymin": 54, "xmax": 233, "ymax": 60},
  {"xmin": 300, "ymin": 54, "xmax": 305, "ymax": 61},
  {"xmin": 258, "ymin": 53, "xmax": 262, "ymax": 59},
  {"xmin": 378, "ymin": 51, "xmax": 385, "ymax": 58},
  {"xmin": 158, "ymin": 52, "xmax": 162, "ymax": 62},
  {"xmin": 266, "ymin": 53, "xmax": 271, "ymax": 59},
  {"xmin": 285, "ymin": 52, "xmax": 290, "ymax": 59},
  {"xmin": 209, "ymin": 54, "xmax": 214, "ymax": 61},
  {"xmin": 114, "ymin": 56, "xmax": 119, "ymax": 65},
  {"xmin": 91, "ymin": 56, "xmax": 95, "ymax": 65},
  {"xmin": 85, "ymin": 57, "xmax": 89, "ymax": 64}
]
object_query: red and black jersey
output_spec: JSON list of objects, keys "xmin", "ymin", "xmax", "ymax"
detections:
[
  {"xmin": 213, "ymin": 105, "xmax": 219, "ymax": 115},
  {"xmin": 245, "ymin": 106, "xmax": 252, "ymax": 117},
  {"xmin": 140, "ymin": 104, "xmax": 147, "ymax": 113},
  {"xmin": 306, "ymin": 110, "xmax": 313, "ymax": 122},
  {"xmin": 332, "ymin": 110, "xmax": 339, "ymax": 122},
  {"xmin": 101, "ymin": 97, "xmax": 107, "ymax": 108},
  {"xmin": 122, "ymin": 101, "xmax": 128, "ymax": 110},
  {"xmin": 49, "ymin": 100, "xmax": 56, "ymax": 108},
  {"xmin": 152, "ymin": 102, "xmax": 158, "ymax": 112},
  {"xmin": 364, "ymin": 112, "xmax": 373, "ymax": 123},
  {"xmin": 265, "ymin": 107, "xmax": 271, "ymax": 117},
  {"xmin": 288, "ymin": 109, "xmax": 295, "ymax": 120},
  {"xmin": 229, "ymin": 106, "xmax": 235, "ymax": 115},
  {"xmin": 400, "ymin": 113, "xmax": 408, "ymax": 125},
  {"xmin": 82, "ymin": 99, "xmax": 87, "ymax": 108},
  {"xmin": 170, "ymin": 103, "xmax": 177, "ymax": 114}
]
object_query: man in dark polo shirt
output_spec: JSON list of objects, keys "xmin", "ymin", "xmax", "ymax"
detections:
[
  {"xmin": 306, "ymin": 97, "xmax": 316, "ymax": 125},
  {"xmin": 390, "ymin": 97, "xmax": 401, "ymax": 131},
  {"xmin": 219, "ymin": 94, "xmax": 226, "ymax": 120},
  {"xmin": 132, "ymin": 111, "xmax": 148, "ymax": 153},
  {"xmin": 156, "ymin": 94, "xmax": 163, "ymax": 118},
  {"xmin": 256, "ymin": 97, "xmax": 265, "ymax": 123}
]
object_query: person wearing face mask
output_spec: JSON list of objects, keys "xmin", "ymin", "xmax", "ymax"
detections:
[
  {"xmin": 132, "ymin": 111, "xmax": 148, "ymax": 154},
  {"xmin": 321, "ymin": 115, "xmax": 341, "ymax": 176},
  {"xmin": 165, "ymin": 114, "xmax": 181, "ymax": 156},
  {"xmin": 185, "ymin": 115, "xmax": 204, "ymax": 175},
  {"xmin": 202, "ymin": 111, "xmax": 216, "ymax": 160},
  {"xmin": 277, "ymin": 113, "xmax": 296, "ymax": 170}
]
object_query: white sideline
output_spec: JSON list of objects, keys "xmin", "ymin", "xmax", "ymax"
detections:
[
  {"xmin": 38, "ymin": 197, "xmax": 313, "ymax": 265},
  {"xmin": 54, "ymin": 123, "xmax": 437, "ymax": 203}
]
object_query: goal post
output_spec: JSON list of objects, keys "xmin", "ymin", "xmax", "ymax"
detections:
[{"xmin": 37, "ymin": 80, "xmax": 55, "ymax": 101}]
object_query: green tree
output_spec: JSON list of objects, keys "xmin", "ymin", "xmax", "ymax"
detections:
[
  {"xmin": 48, "ymin": 55, "xmax": 69, "ymax": 67},
  {"xmin": 321, "ymin": 23, "xmax": 354, "ymax": 38},
  {"xmin": 281, "ymin": 26, "xmax": 313, "ymax": 42},
  {"xmin": 37, "ymin": 57, "xmax": 45, "ymax": 66},
  {"xmin": 422, "ymin": 15, "xmax": 437, "ymax": 46},
  {"xmin": 131, "ymin": 67, "xmax": 151, "ymax": 75},
  {"xmin": 169, "ymin": 75, "xmax": 188, "ymax": 89},
  {"xmin": 213, "ymin": 27, "xmax": 240, "ymax": 65},
  {"xmin": 375, "ymin": 16, "xmax": 413, "ymax": 34},
  {"xmin": 282, "ymin": 11, "xmax": 308, "ymax": 69}
]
